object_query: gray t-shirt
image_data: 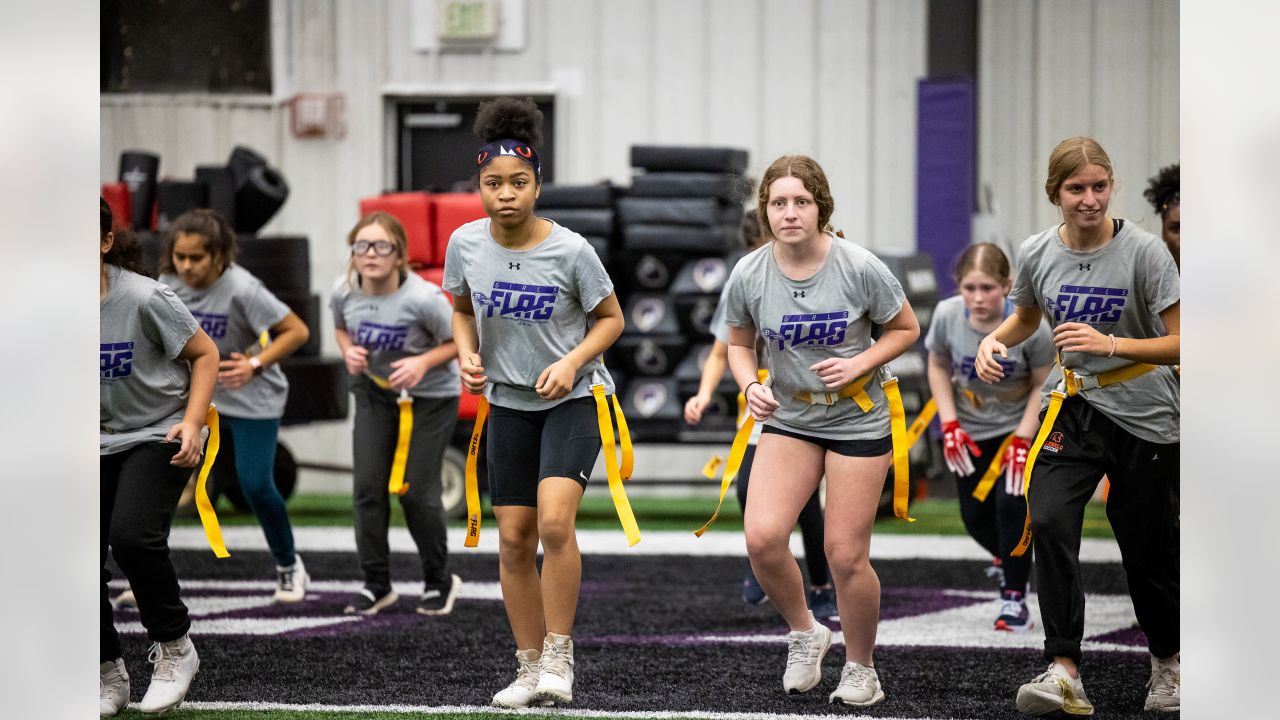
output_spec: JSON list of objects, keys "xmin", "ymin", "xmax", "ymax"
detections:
[
  {"xmin": 160, "ymin": 264, "xmax": 290, "ymax": 419},
  {"xmin": 330, "ymin": 272, "xmax": 461, "ymax": 399},
  {"xmin": 442, "ymin": 218, "xmax": 616, "ymax": 410},
  {"xmin": 924, "ymin": 295, "xmax": 1055, "ymax": 440},
  {"xmin": 100, "ymin": 265, "xmax": 199, "ymax": 455},
  {"xmin": 1008, "ymin": 222, "xmax": 1180, "ymax": 444},
  {"xmin": 724, "ymin": 235, "xmax": 907, "ymax": 441}
]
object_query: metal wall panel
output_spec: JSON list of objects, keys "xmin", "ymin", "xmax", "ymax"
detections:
[{"xmin": 980, "ymin": 0, "xmax": 1180, "ymax": 249}]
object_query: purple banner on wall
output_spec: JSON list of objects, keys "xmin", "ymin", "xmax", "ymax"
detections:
[{"xmin": 916, "ymin": 78, "xmax": 975, "ymax": 299}]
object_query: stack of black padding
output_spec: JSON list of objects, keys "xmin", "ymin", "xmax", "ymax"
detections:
[{"xmin": 615, "ymin": 146, "xmax": 752, "ymax": 441}]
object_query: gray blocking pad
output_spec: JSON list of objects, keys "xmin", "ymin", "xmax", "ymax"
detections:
[
  {"xmin": 621, "ymin": 223, "xmax": 736, "ymax": 253},
  {"xmin": 629, "ymin": 171, "xmax": 752, "ymax": 202},
  {"xmin": 626, "ymin": 252, "xmax": 687, "ymax": 291},
  {"xmin": 629, "ymin": 145, "xmax": 749, "ymax": 174},
  {"xmin": 673, "ymin": 294, "xmax": 720, "ymax": 337},
  {"xmin": 668, "ymin": 256, "xmax": 730, "ymax": 296},
  {"xmin": 672, "ymin": 342, "xmax": 735, "ymax": 392},
  {"xmin": 614, "ymin": 335, "xmax": 688, "ymax": 377},
  {"xmin": 617, "ymin": 196, "xmax": 731, "ymax": 227},
  {"xmin": 622, "ymin": 293, "xmax": 684, "ymax": 336},
  {"xmin": 539, "ymin": 207, "xmax": 616, "ymax": 235}
]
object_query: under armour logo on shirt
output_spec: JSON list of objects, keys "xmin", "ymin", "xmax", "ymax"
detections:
[
  {"xmin": 793, "ymin": 290, "xmax": 805, "ymax": 298},
  {"xmin": 1079, "ymin": 263, "xmax": 1091, "ymax": 271},
  {"xmin": 509, "ymin": 262, "xmax": 521, "ymax": 270}
]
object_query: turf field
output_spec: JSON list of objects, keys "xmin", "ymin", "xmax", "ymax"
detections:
[{"xmin": 109, "ymin": 493, "xmax": 1167, "ymax": 719}]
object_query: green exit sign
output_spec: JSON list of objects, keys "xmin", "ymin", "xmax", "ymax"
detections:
[{"xmin": 438, "ymin": 0, "xmax": 499, "ymax": 41}]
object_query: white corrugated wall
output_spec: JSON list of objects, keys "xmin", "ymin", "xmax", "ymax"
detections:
[{"xmin": 978, "ymin": 0, "xmax": 1179, "ymax": 247}]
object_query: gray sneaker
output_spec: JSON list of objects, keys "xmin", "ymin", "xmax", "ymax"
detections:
[
  {"xmin": 828, "ymin": 661, "xmax": 885, "ymax": 707},
  {"xmin": 1015, "ymin": 662, "xmax": 1094, "ymax": 717},
  {"xmin": 99, "ymin": 658, "xmax": 130, "ymax": 717},
  {"xmin": 782, "ymin": 621, "xmax": 832, "ymax": 694},
  {"xmin": 1144, "ymin": 653, "xmax": 1180, "ymax": 712},
  {"xmin": 273, "ymin": 554, "xmax": 309, "ymax": 603}
]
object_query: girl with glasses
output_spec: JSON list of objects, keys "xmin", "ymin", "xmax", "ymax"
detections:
[{"xmin": 331, "ymin": 211, "xmax": 463, "ymax": 616}]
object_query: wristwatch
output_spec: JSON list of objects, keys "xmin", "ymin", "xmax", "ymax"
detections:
[{"xmin": 249, "ymin": 356, "xmax": 265, "ymax": 376}]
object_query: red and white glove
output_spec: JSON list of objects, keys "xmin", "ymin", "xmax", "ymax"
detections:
[
  {"xmin": 942, "ymin": 420, "xmax": 982, "ymax": 476},
  {"xmin": 1004, "ymin": 436, "xmax": 1032, "ymax": 496}
]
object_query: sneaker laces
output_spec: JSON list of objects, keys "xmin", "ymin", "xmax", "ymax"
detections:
[
  {"xmin": 542, "ymin": 642, "xmax": 572, "ymax": 679},
  {"xmin": 837, "ymin": 663, "xmax": 875, "ymax": 691},
  {"xmin": 510, "ymin": 654, "xmax": 540, "ymax": 690},
  {"xmin": 787, "ymin": 629, "xmax": 820, "ymax": 666},
  {"xmin": 1146, "ymin": 659, "xmax": 1179, "ymax": 696},
  {"xmin": 278, "ymin": 567, "xmax": 296, "ymax": 592},
  {"xmin": 147, "ymin": 640, "xmax": 185, "ymax": 682},
  {"xmin": 999, "ymin": 598, "xmax": 1025, "ymax": 618}
]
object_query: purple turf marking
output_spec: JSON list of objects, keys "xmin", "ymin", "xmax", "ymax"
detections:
[
  {"xmin": 878, "ymin": 586, "xmax": 991, "ymax": 620},
  {"xmin": 1088, "ymin": 625, "xmax": 1148, "ymax": 647}
]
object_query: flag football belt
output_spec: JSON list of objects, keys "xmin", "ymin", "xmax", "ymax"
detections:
[
  {"xmin": 364, "ymin": 372, "xmax": 414, "ymax": 496},
  {"xmin": 1010, "ymin": 359, "xmax": 1159, "ymax": 556},
  {"xmin": 462, "ymin": 384, "xmax": 640, "ymax": 548},
  {"xmin": 195, "ymin": 405, "xmax": 229, "ymax": 558},
  {"xmin": 696, "ymin": 368, "xmax": 914, "ymax": 537},
  {"xmin": 896, "ymin": 392, "xmax": 1015, "ymax": 503}
]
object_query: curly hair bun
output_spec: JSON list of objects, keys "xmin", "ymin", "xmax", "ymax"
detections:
[
  {"xmin": 1143, "ymin": 163, "xmax": 1179, "ymax": 215},
  {"xmin": 473, "ymin": 97, "xmax": 544, "ymax": 146}
]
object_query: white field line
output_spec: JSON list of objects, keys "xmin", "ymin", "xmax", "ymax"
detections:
[
  {"xmin": 174, "ymin": 701, "xmax": 981, "ymax": 720},
  {"xmin": 168, "ymin": 526, "xmax": 1122, "ymax": 562}
]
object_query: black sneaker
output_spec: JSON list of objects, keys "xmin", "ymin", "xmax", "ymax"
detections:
[
  {"xmin": 808, "ymin": 585, "xmax": 838, "ymax": 620},
  {"xmin": 417, "ymin": 574, "xmax": 461, "ymax": 616},
  {"xmin": 741, "ymin": 571, "xmax": 768, "ymax": 606},
  {"xmin": 343, "ymin": 586, "xmax": 398, "ymax": 615}
]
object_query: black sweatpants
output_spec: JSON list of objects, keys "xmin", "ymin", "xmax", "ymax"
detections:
[
  {"xmin": 955, "ymin": 434, "xmax": 1033, "ymax": 593},
  {"xmin": 101, "ymin": 441, "xmax": 192, "ymax": 662},
  {"xmin": 352, "ymin": 383, "xmax": 459, "ymax": 593},
  {"xmin": 736, "ymin": 444, "xmax": 830, "ymax": 586},
  {"xmin": 1028, "ymin": 396, "xmax": 1179, "ymax": 666}
]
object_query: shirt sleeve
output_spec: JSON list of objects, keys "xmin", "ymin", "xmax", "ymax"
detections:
[
  {"xmin": 143, "ymin": 285, "xmax": 199, "ymax": 360},
  {"xmin": 243, "ymin": 281, "xmax": 291, "ymax": 335},
  {"xmin": 863, "ymin": 254, "xmax": 907, "ymax": 324},
  {"xmin": 1140, "ymin": 238, "xmax": 1181, "ymax": 316},
  {"xmin": 710, "ymin": 281, "xmax": 732, "ymax": 344},
  {"xmin": 1007, "ymin": 236, "xmax": 1039, "ymax": 308},
  {"xmin": 722, "ymin": 263, "xmax": 753, "ymax": 328},
  {"xmin": 573, "ymin": 241, "xmax": 614, "ymax": 312},
  {"xmin": 329, "ymin": 285, "xmax": 349, "ymax": 332},
  {"xmin": 440, "ymin": 231, "xmax": 468, "ymax": 298},
  {"xmin": 417, "ymin": 285, "xmax": 455, "ymax": 345}
]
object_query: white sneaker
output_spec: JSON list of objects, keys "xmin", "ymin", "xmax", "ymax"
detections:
[
  {"xmin": 534, "ymin": 633, "xmax": 575, "ymax": 704},
  {"xmin": 1016, "ymin": 662, "xmax": 1094, "ymax": 717},
  {"xmin": 828, "ymin": 661, "xmax": 885, "ymax": 707},
  {"xmin": 782, "ymin": 620, "xmax": 832, "ymax": 693},
  {"xmin": 99, "ymin": 658, "xmax": 130, "ymax": 716},
  {"xmin": 138, "ymin": 634, "xmax": 200, "ymax": 714},
  {"xmin": 491, "ymin": 648, "xmax": 546, "ymax": 708},
  {"xmin": 1144, "ymin": 652, "xmax": 1180, "ymax": 712},
  {"xmin": 273, "ymin": 554, "xmax": 309, "ymax": 603}
]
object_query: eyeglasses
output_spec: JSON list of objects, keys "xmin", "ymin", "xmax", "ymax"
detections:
[{"xmin": 352, "ymin": 239, "xmax": 396, "ymax": 256}]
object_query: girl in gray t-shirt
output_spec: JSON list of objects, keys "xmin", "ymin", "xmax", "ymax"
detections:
[
  {"xmin": 100, "ymin": 198, "xmax": 219, "ymax": 715},
  {"xmin": 158, "ymin": 209, "xmax": 312, "ymax": 603},
  {"xmin": 723, "ymin": 155, "xmax": 920, "ymax": 707},
  {"xmin": 923, "ymin": 243, "xmax": 1054, "ymax": 632},
  {"xmin": 976, "ymin": 137, "xmax": 1181, "ymax": 716},
  {"xmin": 441, "ymin": 97, "xmax": 625, "ymax": 709},
  {"xmin": 332, "ymin": 211, "xmax": 462, "ymax": 618}
]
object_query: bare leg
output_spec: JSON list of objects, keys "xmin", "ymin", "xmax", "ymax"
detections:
[
  {"xmin": 743, "ymin": 433, "xmax": 825, "ymax": 631},
  {"xmin": 822, "ymin": 450, "xmax": 891, "ymax": 665},
  {"xmin": 493, "ymin": 505, "xmax": 544, "ymax": 651},
  {"xmin": 537, "ymin": 477, "xmax": 585, "ymax": 635}
]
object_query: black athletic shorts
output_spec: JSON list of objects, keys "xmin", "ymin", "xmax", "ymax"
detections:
[
  {"xmin": 760, "ymin": 424, "xmax": 892, "ymax": 457},
  {"xmin": 486, "ymin": 397, "xmax": 601, "ymax": 507}
]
